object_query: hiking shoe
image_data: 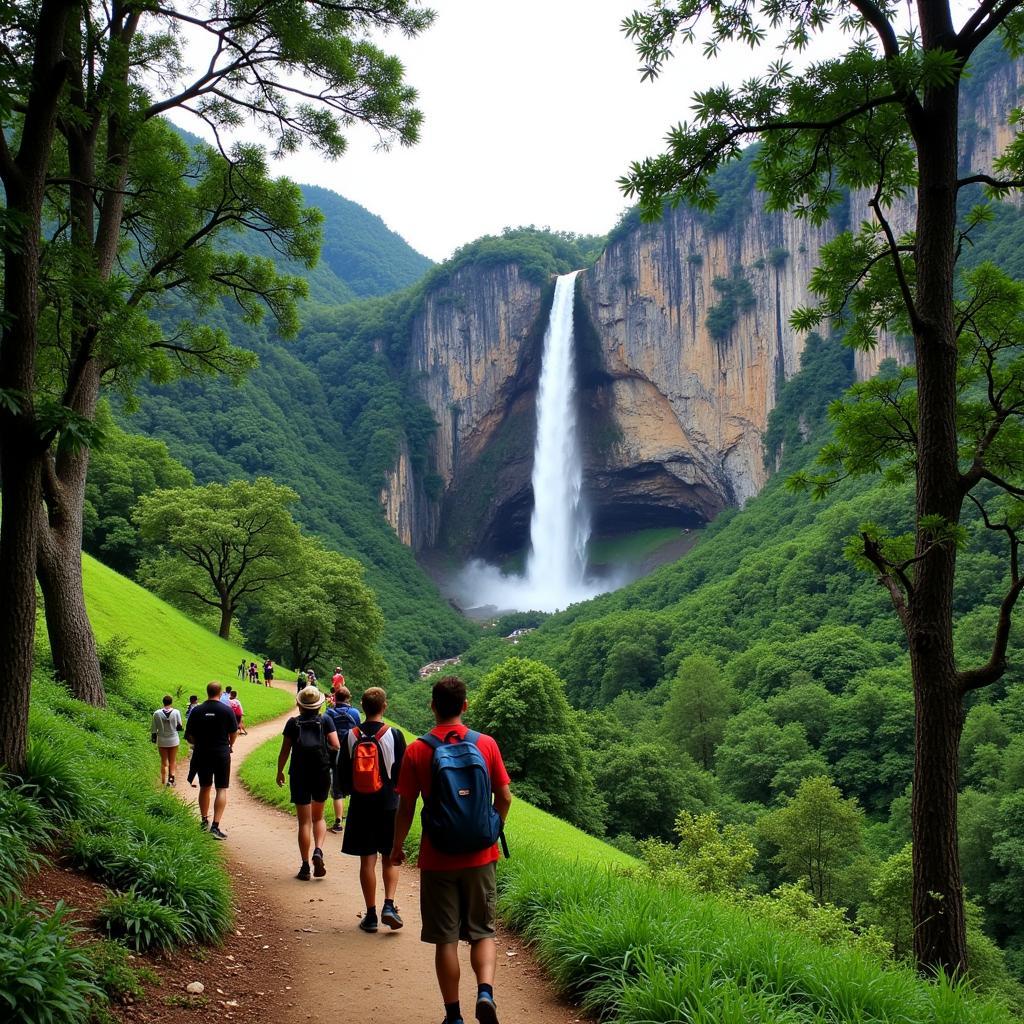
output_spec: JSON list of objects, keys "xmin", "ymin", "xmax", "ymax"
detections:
[
  {"xmin": 475, "ymin": 992, "xmax": 498, "ymax": 1024},
  {"xmin": 358, "ymin": 914, "xmax": 378, "ymax": 933},
  {"xmin": 209, "ymin": 825, "xmax": 227, "ymax": 840},
  {"xmin": 381, "ymin": 903, "xmax": 403, "ymax": 929},
  {"xmin": 168, "ymin": 775, "xmax": 175, "ymax": 785},
  {"xmin": 296, "ymin": 862, "xmax": 311, "ymax": 881},
  {"xmin": 312, "ymin": 848, "xmax": 326, "ymax": 878},
  {"xmin": 200, "ymin": 818, "xmax": 209, "ymax": 832},
  {"xmin": 328, "ymin": 821, "xmax": 344, "ymax": 834}
]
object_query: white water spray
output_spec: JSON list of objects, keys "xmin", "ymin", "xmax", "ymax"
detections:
[{"xmin": 456, "ymin": 272, "xmax": 615, "ymax": 613}]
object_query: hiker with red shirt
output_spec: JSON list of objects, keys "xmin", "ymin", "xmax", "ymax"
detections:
[{"xmin": 391, "ymin": 676, "xmax": 512, "ymax": 1024}]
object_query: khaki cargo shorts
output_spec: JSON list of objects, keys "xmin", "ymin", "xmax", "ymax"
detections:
[{"xmin": 419, "ymin": 862, "xmax": 497, "ymax": 944}]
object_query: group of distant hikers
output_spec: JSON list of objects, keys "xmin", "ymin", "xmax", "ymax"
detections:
[{"xmin": 151, "ymin": 670, "xmax": 511, "ymax": 1024}]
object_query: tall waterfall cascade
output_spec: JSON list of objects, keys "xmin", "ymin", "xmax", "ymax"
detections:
[
  {"xmin": 455, "ymin": 271, "xmax": 614, "ymax": 614},
  {"xmin": 524, "ymin": 271, "xmax": 591, "ymax": 598}
]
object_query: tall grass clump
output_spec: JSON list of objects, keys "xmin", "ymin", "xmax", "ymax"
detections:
[
  {"xmin": 0, "ymin": 780, "xmax": 56, "ymax": 900},
  {"xmin": 496, "ymin": 843, "xmax": 1017, "ymax": 1024},
  {"xmin": 0, "ymin": 901, "xmax": 102, "ymax": 1024},
  {"xmin": 99, "ymin": 892, "xmax": 186, "ymax": 951}
]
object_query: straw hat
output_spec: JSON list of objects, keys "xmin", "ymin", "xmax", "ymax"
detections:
[{"xmin": 296, "ymin": 686, "xmax": 326, "ymax": 711}]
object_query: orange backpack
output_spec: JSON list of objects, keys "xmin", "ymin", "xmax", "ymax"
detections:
[{"xmin": 351, "ymin": 725, "xmax": 390, "ymax": 794}]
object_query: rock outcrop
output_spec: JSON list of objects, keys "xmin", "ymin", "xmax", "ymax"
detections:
[{"xmin": 380, "ymin": 56, "xmax": 1022, "ymax": 557}]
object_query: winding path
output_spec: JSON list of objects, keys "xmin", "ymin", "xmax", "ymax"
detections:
[{"xmin": 185, "ymin": 688, "xmax": 577, "ymax": 1024}]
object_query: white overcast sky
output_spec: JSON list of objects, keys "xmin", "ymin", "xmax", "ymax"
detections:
[{"xmin": 172, "ymin": 0, "xmax": 978, "ymax": 262}]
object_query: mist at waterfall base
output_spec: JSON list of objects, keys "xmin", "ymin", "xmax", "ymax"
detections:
[{"xmin": 453, "ymin": 272, "xmax": 626, "ymax": 615}]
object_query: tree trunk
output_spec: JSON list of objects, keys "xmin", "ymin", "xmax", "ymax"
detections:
[
  {"xmin": 907, "ymin": 51, "xmax": 969, "ymax": 974},
  {"xmin": 219, "ymin": 601, "xmax": 234, "ymax": 639},
  {"xmin": 36, "ymin": 359, "xmax": 106, "ymax": 705},
  {"xmin": 0, "ymin": 443, "xmax": 42, "ymax": 773},
  {"xmin": 0, "ymin": 0, "xmax": 75, "ymax": 772}
]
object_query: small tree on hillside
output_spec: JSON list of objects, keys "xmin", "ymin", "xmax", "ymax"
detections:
[
  {"xmin": 759, "ymin": 775, "xmax": 866, "ymax": 905},
  {"xmin": 621, "ymin": 0, "xmax": 1024, "ymax": 973},
  {"xmin": 471, "ymin": 657, "xmax": 605, "ymax": 831},
  {"xmin": 662, "ymin": 653, "xmax": 736, "ymax": 768},
  {"xmin": 255, "ymin": 536, "xmax": 386, "ymax": 681},
  {"xmin": 134, "ymin": 478, "xmax": 302, "ymax": 638}
]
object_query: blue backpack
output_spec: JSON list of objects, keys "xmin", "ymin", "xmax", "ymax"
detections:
[{"xmin": 420, "ymin": 730, "xmax": 509, "ymax": 858}]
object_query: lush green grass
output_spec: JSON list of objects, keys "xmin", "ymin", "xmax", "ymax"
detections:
[
  {"xmin": 498, "ymin": 850, "xmax": 1017, "ymax": 1024},
  {"xmin": 83, "ymin": 554, "xmax": 293, "ymax": 724}
]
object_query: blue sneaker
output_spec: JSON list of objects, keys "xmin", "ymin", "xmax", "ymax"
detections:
[{"xmin": 475, "ymin": 991, "xmax": 498, "ymax": 1024}]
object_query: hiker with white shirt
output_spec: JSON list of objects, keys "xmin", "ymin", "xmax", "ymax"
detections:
[{"xmin": 151, "ymin": 695, "xmax": 183, "ymax": 786}]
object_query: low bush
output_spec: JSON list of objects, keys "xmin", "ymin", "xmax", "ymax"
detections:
[
  {"xmin": 0, "ymin": 900, "xmax": 102, "ymax": 1024},
  {"xmin": 0, "ymin": 781, "xmax": 55, "ymax": 900},
  {"xmin": 99, "ymin": 891, "xmax": 186, "ymax": 951},
  {"xmin": 20, "ymin": 735, "xmax": 92, "ymax": 818}
]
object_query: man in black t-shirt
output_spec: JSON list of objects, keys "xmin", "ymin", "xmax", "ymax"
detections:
[{"xmin": 184, "ymin": 681, "xmax": 238, "ymax": 840}]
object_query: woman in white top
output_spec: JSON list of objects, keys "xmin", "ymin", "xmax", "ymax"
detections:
[{"xmin": 151, "ymin": 695, "xmax": 183, "ymax": 785}]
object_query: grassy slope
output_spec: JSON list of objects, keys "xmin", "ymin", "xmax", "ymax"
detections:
[{"xmin": 82, "ymin": 554, "xmax": 293, "ymax": 724}]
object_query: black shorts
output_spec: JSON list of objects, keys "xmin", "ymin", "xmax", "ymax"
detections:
[
  {"xmin": 331, "ymin": 765, "xmax": 346, "ymax": 800},
  {"xmin": 289, "ymin": 767, "xmax": 331, "ymax": 806},
  {"xmin": 341, "ymin": 799, "xmax": 396, "ymax": 857},
  {"xmin": 194, "ymin": 751, "xmax": 231, "ymax": 789}
]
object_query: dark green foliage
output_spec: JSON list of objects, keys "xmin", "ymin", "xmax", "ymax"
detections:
[
  {"xmin": 83, "ymin": 416, "xmax": 193, "ymax": 577},
  {"xmin": 298, "ymin": 184, "xmax": 431, "ymax": 299},
  {"xmin": 82, "ymin": 941, "xmax": 153, "ymax": 1004},
  {"xmin": 98, "ymin": 892, "xmax": 186, "ymax": 952},
  {"xmin": 0, "ymin": 783, "xmax": 53, "ymax": 900},
  {"xmin": 0, "ymin": 902, "xmax": 102, "ymax": 1024},
  {"xmin": 763, "ymin": 333, "xmax": 855, "ymax": 468},
  {"xmin": 470, "ymin": 658, "xmax": 604, "ymax": 829},
  {"xmin": 706, "ymin": 271, "xmax": 756, "ymax": 343}
]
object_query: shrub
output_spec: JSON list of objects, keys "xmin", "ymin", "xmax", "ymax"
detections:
[
  {"xmin": 98, "ymin": 891, "xmax": 186, "ymax": 951},
  {"xmin": 0, "ymin": 780, "xmax": 55, "ymax": 900},
  {"xmin": 0, "ymin": 901, "xmax": 102, "ymax": 1024},
  {"xmin": 20, "ymin": 737, "xmax": 91, "ymax": 818}
]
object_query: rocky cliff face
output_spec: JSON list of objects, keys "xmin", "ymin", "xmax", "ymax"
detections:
[{"xmin": 381, "ymin": 56, "xmax": 1022, "ymax": 556}]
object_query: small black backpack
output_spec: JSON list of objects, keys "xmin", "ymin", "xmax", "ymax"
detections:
[{"xmin": 292, "ymin": 717, "xmax": 330, "ymax": 770}]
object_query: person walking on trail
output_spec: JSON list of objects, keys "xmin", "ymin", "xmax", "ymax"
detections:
[
  {"xmin": 296, "ymin": 669, "xmax": 308, "ymax": 693},
  {"xmin": 237, "ymin": 660, "xmax": 246, "ymax": 680},
  {"xmin": 276, "ymin": 686, "xmax": 341, "ymax": 880},
  {"xmin": 248, "ymin": 661, "xmax": 259, "ymax": 685},
  {"xmin": 151, "ymin": 695, "xmax": 183, "ymax": 786},
  {"xmin": 229, "ymin": 689, "xmax": 247, "ymax": 735},
  {"xmin": 391, "ymin": 676, "xmax": 512, "ymax": 1024},
  {"xmin": 331, "ymin": 666, "xmax": 345, "ymax": 693},
  {"xmin": 337, "ymin": 687, "xmax": 406, "ymax": 931},
  {"xmin": 324, "ymin": 689, "xmax": 361, "ymax": 834},
  {"xmin": 263, "ymin": 658, "xmax": 275, "ymax": 686},
  {"xmin": 184, "ymin": 681, "xmax": 238, "ymax": 840}
]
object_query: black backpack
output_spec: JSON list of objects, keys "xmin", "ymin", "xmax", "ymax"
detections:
[{"xmin": 292, "ymin": 717, "xmax": 331, "ymax": 771}]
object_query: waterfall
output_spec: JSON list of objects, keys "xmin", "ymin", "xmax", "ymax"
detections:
[
  {"xmin": 523, "ymin": 271, "xmax": 591, "ymax": 601},
  {"xmin": 455, "ymin": 271, "xmax": 614, "ymax": 614}
]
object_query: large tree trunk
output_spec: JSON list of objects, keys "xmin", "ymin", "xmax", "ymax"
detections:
[
  {"xmin": 36, "ymin": 361, "xmax": 106, "ymax": 706},
  {"xmin": 0, "ymin": 0, "xmax": 75, "ymax": 772},
  {"xmin": 219, "ymin": 601, "xmax": 234, "ymax": 640},
  {"xmin": 908, "ymin": 49, "xmax": 968, "ymax": 974}
]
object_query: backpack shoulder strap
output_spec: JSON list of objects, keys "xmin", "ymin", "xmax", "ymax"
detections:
[
  {"xmin": 419, "ymin": 733, "xmax": 442, "ymax": 752},
  {"xmin": 374, "ymin": 724, "xmax": 390, "ymax": 742},
  {"xmin": 463, "ymin": 730, "xmax": 482, "ymax": 746}
]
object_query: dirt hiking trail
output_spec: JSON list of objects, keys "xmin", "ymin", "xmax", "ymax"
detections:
[{"xmin": 185, "ymin": 686, "xmax": 579, "ymax": 1024}]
